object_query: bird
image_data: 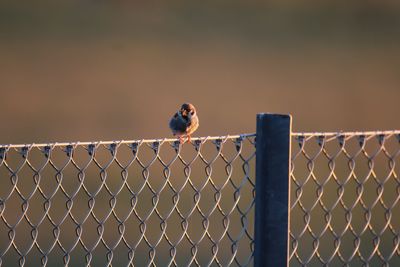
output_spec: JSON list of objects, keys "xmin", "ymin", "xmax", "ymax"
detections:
[{"xmin": 169, "ymin": 103, "xmax": 199, "ymax": 143}]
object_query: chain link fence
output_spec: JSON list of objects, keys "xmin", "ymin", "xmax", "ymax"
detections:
[
  {"xmin": 0, "ymin": 135, "xmax": 256, "ymax": 266},
  {"xmin": 1, "ymin": 126, "xmax": 399, "ymax": 266},
  {"xmin": 290, "ymin": 131, "xmax": 400, "ymax": 267}
]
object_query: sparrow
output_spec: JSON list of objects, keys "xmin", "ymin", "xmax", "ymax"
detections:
[{"xmin": 169, "ymin": 103, "xmax": 199, "ymax": 143}]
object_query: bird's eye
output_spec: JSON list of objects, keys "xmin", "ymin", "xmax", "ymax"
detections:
[{"xmin": 190, "ymin": 110, "xmax": 195, "ymax": 115}]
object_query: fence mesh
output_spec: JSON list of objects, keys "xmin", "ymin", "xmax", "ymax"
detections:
[
  {"xmin": 1, "ymin": 129, "xmax": 400, "ymax": 266},
  {"xmin": 0, "ymin": 135, "xmax": 256, "ymax": 267},
  {"xmin": 290, "ymin": 131, "xmax": 400, "ymax": 267}
]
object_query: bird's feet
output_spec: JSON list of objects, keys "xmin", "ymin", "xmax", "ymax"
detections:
[{"xmin": 178, "ymin": 135, "xmax": 191, "ymax": 144}]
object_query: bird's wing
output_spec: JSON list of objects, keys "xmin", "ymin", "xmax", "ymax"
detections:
[{"xmin": 169, "ymin": 114, "xmax": 188, "ymax": 135}]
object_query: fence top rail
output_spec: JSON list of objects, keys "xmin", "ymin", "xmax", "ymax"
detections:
[
  {"xmin": 292, "ymin": 130, "xmax": 400, "ymax": 137},
  {"xmin": 1, "ymin": 130, "xmax": 399, "ymax": 149},
  {"xmin": 0, "ymin": 133, "xmax": 256, "ymax": 149}
]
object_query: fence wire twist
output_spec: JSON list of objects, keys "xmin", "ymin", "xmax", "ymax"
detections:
[
  {"xmin": 0, "ymin": 135, "xmax": 256, "ymax": 267},
  {"xmin": 290, "ymin": 131, "xmax": 400, "ymax": 267}
]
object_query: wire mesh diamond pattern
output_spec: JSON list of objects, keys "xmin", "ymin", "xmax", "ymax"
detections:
[
  {"xmin": 2, "ymin": 128, "xmax": 400, "ymax": 267},
  {"xmin": 0, "ymin": 135, "xmax": 256, "ymax": 267},
  {"xmin": 290, "ymin": 131, "xmax": 400, "ymax": 267}
]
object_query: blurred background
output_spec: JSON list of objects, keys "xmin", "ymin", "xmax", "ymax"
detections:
[
  {"xmin": 1, "ymin": 1, "xmax": 399, "ymax": 142},
  {"xmin": 1, "ymin": 2, "xmax": 399, "ymax": 266}
]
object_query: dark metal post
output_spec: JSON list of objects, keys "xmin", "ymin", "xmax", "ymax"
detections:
[{"xmin": 254, "ymin": 113, "xmax": 292, "ymax": 267}]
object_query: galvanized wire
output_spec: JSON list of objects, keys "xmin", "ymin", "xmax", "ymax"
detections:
[
  {"xmin": 0, "ymin": 134, "xmax": 256, "ymax": 267},
  {"xmin": 2, "ymin": 129, "xmax": 399, "ymax": 266},
  {"xmin": 290, "ymin": 130, "xmax": 400, "ymax": 266}
]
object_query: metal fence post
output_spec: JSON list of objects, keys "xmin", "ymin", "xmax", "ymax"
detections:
[{"xmin": 254, "ymin": 113, "xmax": 292, "ymax": 267}]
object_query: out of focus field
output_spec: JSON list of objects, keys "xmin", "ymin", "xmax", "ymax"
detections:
[
  {"xmin": 1, "ymin": 1, "xmax": 399, "ymax": 144},
  {"xmin": 0, "ymin": 2, "xmax": 400, "ymax": 266}
]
